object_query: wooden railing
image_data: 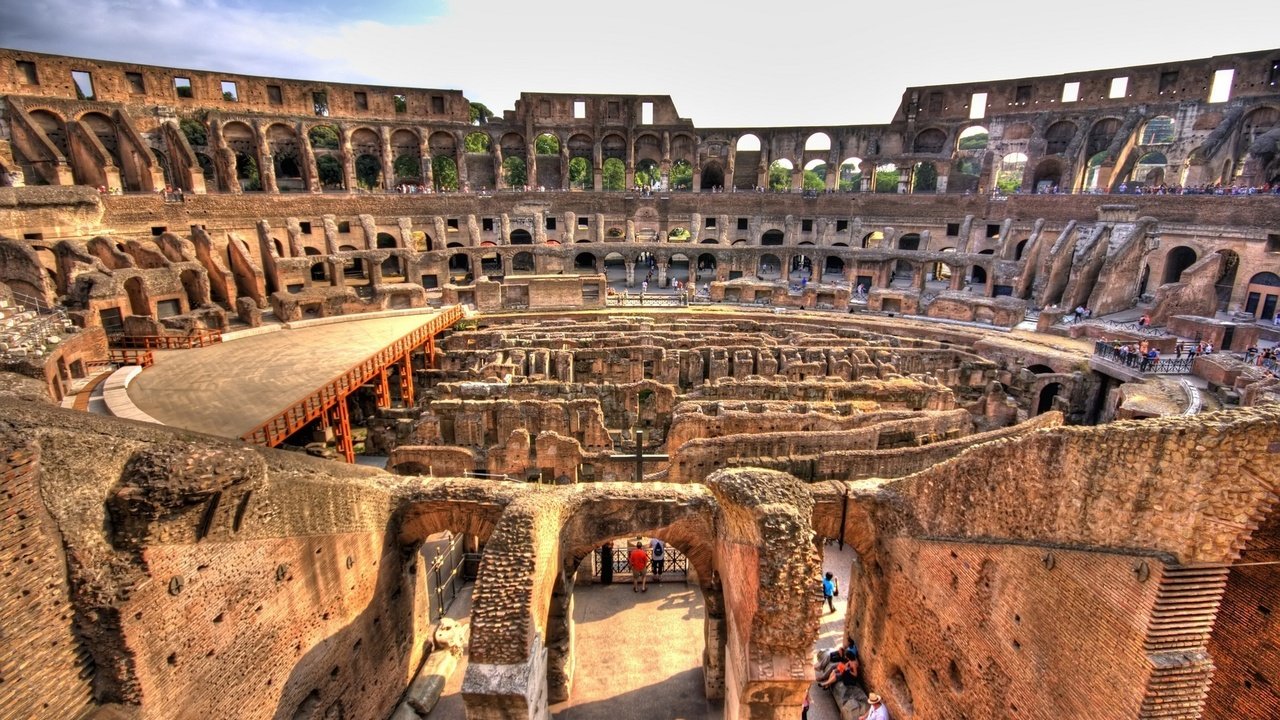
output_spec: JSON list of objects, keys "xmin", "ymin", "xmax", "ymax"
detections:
[
  {"xmin": 110, "ymin": 330, "xmax": 223, "ymax": 349},
  {"xmin": 239, "ymin": 306, "xmax": 464, "ymax": 448},
  {"xmin": 109, "ymin": 348, "xmax": 154, "ymax": 368}
]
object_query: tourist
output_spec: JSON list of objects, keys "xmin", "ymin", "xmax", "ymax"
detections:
[
  {"xmin": 628, "ymin": 541, "xmax": 649, "ymax": 592},
  {"xmin": 821, "ymin": 571, "xmax": 837, "ymax": 613},
  {"xmin": 858, "ymin": 692, "xmax": 889, "ymax": 720},
  {"xmin": 600, "ymin": 540, "xmax": 614, "ymax": 584},
  {"xmin": 802, "ymin": 688, "xmax": 811, "ymax": 720},
  {"xmin": 818, "ymin": 655, "xmax": 859, "ymax": 691},
  {"xmin": 650, "ymin": 537, "xmax": 665, "ymax": 581},
  {"xmin": 815, "ymin": 639, "xmax": 857, "ymax": 677},
  {"xmin": 641, "ymin": 280, "xmax": 648, "ymax": 294}
]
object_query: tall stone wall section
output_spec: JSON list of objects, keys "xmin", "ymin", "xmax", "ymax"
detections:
[{"xmin": 0, "ymin": 433, "xmax": 94, "ymax": 719}]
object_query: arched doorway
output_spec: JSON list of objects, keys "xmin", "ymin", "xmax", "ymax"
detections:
[
  {"xmin": 1244, "ymin": 272, "xmax": 1280, "ymax": 320},
  {"xmin": 1037, "ymin": 382, "xmax": 1062, "ymax": 415},
  {"xmin": 761, "ymin": 230, "xmax": 785, "ymax": 246},
  {"xmin": 512, "ymin": 252, "xmax": 535, "ymax": 274},
  {"xmin": 574, "ymin": 253, "xmax": 597, "ymax": 272},
  {"xmin": 510, "ymin": 229, "xmax": 533, "ymax": 245},
  {"xmin": 1163, "ymin": 246, "xmax": 1198, "ymax": 284},
  {"xmin": 759, "ymin": 254, "xmax": 781, "ymax": 279},
  {"xmin": 124, "ymin": 277, "xmax": 150, "ymax": 317}
]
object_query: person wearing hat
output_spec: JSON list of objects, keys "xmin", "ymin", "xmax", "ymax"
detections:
[{"xmin": 858, "ymin": 692, "xmax": 889, "ymax": 720}]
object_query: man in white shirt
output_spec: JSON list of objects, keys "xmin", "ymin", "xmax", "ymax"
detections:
[{"xmin": 859, "ymin": 692, "xmax": 889, "ymax": 720}]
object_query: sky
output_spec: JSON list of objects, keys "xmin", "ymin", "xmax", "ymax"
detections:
[{"xmin": 2, "ymin": 0, "xmax": 1279, "ymax": 128}]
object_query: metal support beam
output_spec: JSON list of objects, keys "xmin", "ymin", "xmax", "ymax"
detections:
[
  {"xmin": 327, "ymin": 399, "xmax": 355, "ymax": 463},
  {"xmin": 399, "ymin": 353, "xmax": 415, "ymax": 408}
]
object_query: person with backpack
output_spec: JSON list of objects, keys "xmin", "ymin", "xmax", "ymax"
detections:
[{"xmin": 650, "ymin": 537, "xmax": 666, "ymax": 582}]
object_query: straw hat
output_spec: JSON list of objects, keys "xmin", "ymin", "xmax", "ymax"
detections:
[{"xmin": 867, "ymin": 693, "xmax": 882, "ymax": 705}]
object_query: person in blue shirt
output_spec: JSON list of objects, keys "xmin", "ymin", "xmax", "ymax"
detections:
[{"xmin": 822, "ymin": 572, "xmax": 836, "ymax": 613}]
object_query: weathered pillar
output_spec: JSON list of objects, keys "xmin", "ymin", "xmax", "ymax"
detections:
[
  {"xmin": 380, "ymin": 127, "xmax": 395, "ymax": 191},
  {"xmin": 706, "ymin": 468, "xmax": 820, "ymax": 720},
  {"xmin": 300, "ymin": 121, "xmax": 320, "ymax": 193},
  {"xmin": 255, "ymin": 121, "xmax": 279, "ymax": 194},
  {"xmin": 658, "ymin": 262, "xmax": 668, "ymax": 288},
  {"xmin": 339, "ymin": 125, "xmax": 356, "ymax": 193},
  {"xmin": 420, "ymin": 132, "xmax": 434, "ymax": 189},
  {"xmin": 625, "ymin": 261, "xmax": 635, "ymax": 288}
]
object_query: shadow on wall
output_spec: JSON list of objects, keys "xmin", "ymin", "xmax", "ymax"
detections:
[{"xmin": 270, "ymin": 518, "xmax": 422, "ymax": 720}]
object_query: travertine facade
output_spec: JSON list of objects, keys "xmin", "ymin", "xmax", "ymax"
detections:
[{"xmin": 0, "ymin": 46, "xmax": 1279, "ymax": 720}]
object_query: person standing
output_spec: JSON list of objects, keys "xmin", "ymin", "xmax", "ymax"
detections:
[
  {"xmin": 822, "ymin": 571, "xmax": 836, "ymax": 613},
  {"xmin": 858, "ymin": 692, "xmax": 889, "ymax": 720},
  {"xmin": 600, "ymin": 540, "xmax": 614, "ymax": 584},
  {"xmin": 628, "ymin": 541, "xmax": 649, "ymax": 593},
  {"xmin": 650, "ymin": 537, "xmax": 666, "ymax": 582}
]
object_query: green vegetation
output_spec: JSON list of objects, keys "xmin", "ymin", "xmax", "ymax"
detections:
[
  {"xmin": 433, "ymin": 156, "xmax": 458, "ymax": 191},
  {"xmin": 235, "ymin": 152, "xmax": 260, "ymax": 191},
  {"xmin": 355, "ymin": 155, "xmax": 382, "ymax": 190},
  {"xmin": 768, "ymin": 161, "xmax": 791, "ymax": 191},
  {"xmin": 569, "ymin": 156, "xmax": 591, "ymax": 189},
  {"xmin": 602, "ymin": 158, "xmax": 625, "ymax": 190},
  {"xmin": 393, "ymin": 94, "xmax": 407, "ymax": 113},
  {"xmin": 309, "ymin": 125, "xmax": 339, "ymax": 150},
  {"xmin": 958, "ymin": 132, "xmax": 988, "ymax": 150},
  {"xmin": 179, "ymin": 118, "xmax": 207, "ymax": 147},
  {"xmin": 535, "ymin": 134, "xmax": 560, "ymax": 154},
  {"xmin": 393, "ymin": 154, "xmax": 420, "ymax": 180},
  {"xmin": 913, "ymin": 163, "xmax": 938, "ymax": 192},
  {"xmin": 874, "ymin": 170, "xmax": 899, "ymax": 193},
  {"xmin": 464, "ymin": 132, "xmax": 490, "ymax": 153},
  {"xmin": 315, "ymin": 155, "xmax": 342, "ymax": 187},
  {"xmin": 670, "ymin": 160, "xmax": 693, "ymax": 190},
  {"xmin": 667, "ymin": 227, "xmax": 691, "ymax": 242},
  {"xmin": 469, "ymin": 102, "xmax": 493, "ymax": 125},
  {"xmin": 503, "ymin": 156, "xmax": 527, "ymax": 187},
  {"xmin": 803, "ymin": 169, "xmax": 825, "ymax": 191},
  {"xmin": 634, "ymin": 160, "xmax": 660, "ymax": 188}
]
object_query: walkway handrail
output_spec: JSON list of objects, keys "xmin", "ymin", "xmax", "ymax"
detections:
[
  {"xmin": 239, "ymin": 306, "xmax": 463, "ymax": 448},
  {"xmin": 1093, "ymin": 340, "xmax": 1194, "ymax": 374},
  {"xmin": 109, "ymin": 330, "xmax": 223, "ymax": 349}
]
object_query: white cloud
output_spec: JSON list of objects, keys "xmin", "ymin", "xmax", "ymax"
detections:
[{"xmin": 2, "ymin": 0, "xmax": 1279, "ymax": 127}]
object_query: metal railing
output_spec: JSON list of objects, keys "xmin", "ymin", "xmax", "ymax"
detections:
[
  {"xmin": 610, "ymin": 293, "xmax": 690, "ymax": 307},
  {"xmin": 239, "ymin": 305, "xmax": 463, "ymax": 448},
  {"xmin": 108, "ymin": 348, "xmax": 154, "ymax": 368},
  {"xmin": 109, "ymin": 329, "xmax": 223, "ymax": 349},
  {"xmin": 425, "ymin": 533, "xmax": 468, "ymax": 621},
  {"xmin": 591, "ymin": 545, "xmax": 689, "ymax": 580},
  {"xmin": 1093, "ymin": 341, "xmax": 1193, "ymax": 374}
]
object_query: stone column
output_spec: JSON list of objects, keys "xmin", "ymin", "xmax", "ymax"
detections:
[
  {"xmin": 380, "ymin": 127, "xmax": 395, "ymax": 191},
  {"xmin": 898, "ymin": 165, "xmax": 912, "ymax": 194},
  {"xmin": 397, "ymin": 217, "xmax": 414, "ymax": 249},
  {"xmin": 420, "ymin": 131, "xmax": 433, "ymax": 189},
  {"xmin": 254, "ymin": 121, "xmax": 278, "ymax": 194},
  {"xmin": 300, "ymin": 121, "xmax": 320, "ymax": 193},
  {"xmin": 455, "ymin": 137, "xmax": 469, "ymax": 191},
  {"xmin": 860, "ymin": 161, "xmax": 875, "ymax": 193},
  {"xmin": 624, "ymin": 261, "xmax": 635, "ymax": 288},
  {"xmin": 560, "ymin": 143, "xmax": 570, "ymax": 190},
  {"xmin": 658, "ymin": 262, "xmax": 668, "ymax": 288},
  {"xmin": 338, "ymin": 125, "xmax": 356, "ymax": 193},
  {"xmin": 526, "ymin": 143, "xmax": 537, "ymax": 190},
  {"xmin": 501, "ymin": 214, "xmax": 512, "ymax": 245},
  {"xmin": 493, "ymin": 142, "xmax": 505, "ymax": 190}
]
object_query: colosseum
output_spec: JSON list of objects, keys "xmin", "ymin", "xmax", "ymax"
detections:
[{"xmin": 1, "ymin": 46, "xmax": 1279, "ymax": 720}]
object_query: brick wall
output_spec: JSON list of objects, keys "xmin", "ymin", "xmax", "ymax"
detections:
[
  {"xmin": 1204, "ymin": 513, "xmax": 1280, "ymax": 718},
  {"xmin": 0, "ymin": 437, "xmax": 94, "ymax": 720}
]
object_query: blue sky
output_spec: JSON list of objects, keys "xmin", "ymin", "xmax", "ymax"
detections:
[{"xmin": 2, "ymin": 0, "xmax": 1279, "ymax": 127}]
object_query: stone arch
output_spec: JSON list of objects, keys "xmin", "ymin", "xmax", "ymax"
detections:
[
  {"xmin": 824, "ymin": 255, "xmax": 845, "ymax": 276},
  {"xmin": 733, "ymin": 134, "xmax": 762, "ymax": 190},
  {"xmin": 602, "ymin": 157, "xmax": 625, "ymax": 191},
  {"xmin": 1044, "ymin": 121, "xmax": 1077, "ymax": 156},
  {"xmin": 700, "ymin": 160, "xmax": 724, "ymax": 190},
  {"xmin": 957, "ymin": 125, "xmax": 988, "ymax": 151},
  {"xmin": 761, "ymin": 229, "xmax": 785, "ymax": 246},
  {"xmin": 574, "ymin": 252, "xmax": 597, "ymax": 272},
  {"xmin": 510, "ymin": 229, "xmax": 533, "ymax": 245},
  {"xmin": 897, "ymin": 233, "xmax": 921, "ymax": 251},
  {"xmin": 28, "ymin": 108, "xmax": 69, "ymax": 157},
  {"xmin": 804, "ymin": 132, "xmax": 831, "ymax": 152},
  {"xmin": 1036, "ymin": 382, "xmax": 1062, "ymax": 415},
  {"xmin": 1131, "ymin": 152, "xmax": 1167, "ymax": 187},
  {"xmin": 759, "ymin": 254, "xmax": 781, "ymax": 278},
  {"xmin": 124, "ymin": 276, "xmax": 150, "ymax": 317},
  {"xmin": 1163, "ymin": 246, "xmax": 1198, "ymax": 284},
  {"xmin": 862, "ymin": 231, "xmax": 884, "ymax": 249},
  {"xmin": 512, "ymin": 251, "xmax": 535, "ymax": 274},
  {"xmin": 912, "ymin": 128, "xmax": 947, "ymax": 154},
  {"xmin": 838, "ymin": 157, "xmax": 864, "ymax": 192},
  {"xmin": 1032, "ymin": 157, "xmax": 1064, "ymax": 191},
  {"xmin": 266, "ymin": 123, "xmax": 302, "ymax": 190},
  {"xmin": 1140, "ymin": 116, "xmax": 1176, "ymax": 146},
  {"xmin": 669, "ymin": 253, "xmax": 691, "ymax": 287}
]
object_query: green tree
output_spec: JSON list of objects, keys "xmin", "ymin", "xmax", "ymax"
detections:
[
  {"xmin": 179, "ymin": 118, "xmax": 207, "ymax": 147},
  {"xmin": 913, "ymin": 163, "xmax": 938, "ymax": 192},
  {"xmin": 470, "ymin": 102, "xmax": 493, "ymax": 125},
  {"xmin": 958, "ymin": 132, "xmax": 988, "ymax": 150},
  {"xmin": 875, "ymin": 170, "xmax": 899, "ymax": 193},
  {"xmin": 355, "ymin": 155, "xmax": 382, "ymax": 190},
  {"xmin": 803, "ymin": 169, "xmax": 825, "ymax": 191},
  {"xmin": 635, "ymin": 160, "xmax": 660, "ymax": 188},
  {"xmin": 768, "ymin": 161, "xmax": 792, "ymax": 191},
  {"xmin": 433, "ymin": 156, "xmax": 458, "ymax": 191},
  {"xmin": 602, "ymin": 158, "xmax": 625, "ymax": 190},
  {"xmin": 535, "ymin": 134, "xmax": 560, "ymax": 154},
  {"xmin": 670, "ymin": 160, "xmax": 693, "ymax": 190},
  {"xmin": 315, "ymin": 155, "xmax": 343, "ymax": 187},
  {"xmin": 464, "ymin": 132, "xmax": 490, "ymax": 153},
  {"xmin": 568, "ymin": 156, "xmax": 591, "ymax": 189},
  {"xmin": 393, "ymin": 154, "xmax": 420, "ymax": 180},
  {"xmin": 503, "ymin": 156, "xmax": 527, "ymax": 187},
  {"xmin": 309, "ymin": 125, "xmax": 339, "ymax": 150},
  {"xmin": 235, "ymin": 152, "xmax": 260, "ymax": 191},
  {"xmin": 393, "ymin": 94, "xmax": 406, "ymax": 113}
]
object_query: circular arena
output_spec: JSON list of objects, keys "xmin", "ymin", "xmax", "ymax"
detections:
[{"xmin": 1, "ymin": 47, "xmax": 1279, "ymax": 720}]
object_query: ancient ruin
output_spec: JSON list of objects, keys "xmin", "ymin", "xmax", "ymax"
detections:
[{"xmin": 1, "ymin": 46, "xmax": 1279, "ymax": 720}]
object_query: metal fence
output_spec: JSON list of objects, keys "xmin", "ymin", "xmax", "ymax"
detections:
[
  {"xmin": 590, "ymin": 544, "xmax": 689, "ymax": 581},
  {"xmin": 424, "ymin": 533, "xmax": 469, "ymax": 621},
  {"xmin": 1093, "ymin": 341, "xmax": 1193, "ymax": 374}
]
